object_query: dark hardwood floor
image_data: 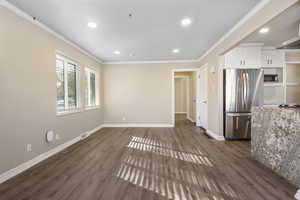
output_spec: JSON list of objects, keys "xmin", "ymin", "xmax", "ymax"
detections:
[{"xmin": 0, "ymin": 114, "xmax": 297, "ymax": 200}]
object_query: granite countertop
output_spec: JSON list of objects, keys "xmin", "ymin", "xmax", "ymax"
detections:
[{"xmin": 252, "ymin": 106, "xmax": 300, "ymax": 187}]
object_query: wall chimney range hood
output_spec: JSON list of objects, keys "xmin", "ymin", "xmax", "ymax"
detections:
[{"xmin": 277, "ymin": 24, "xmax": 300, "ymax": 49}]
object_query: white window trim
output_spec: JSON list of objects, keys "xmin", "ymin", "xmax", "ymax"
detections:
[
  {"xmin": 85, "ymin": 106, "xmax": 100, "ymax": 111},
  {"xmin": 56, "ymin": 54, "xmax": 81, "ymax": 115},
  {"xmin": 56, "ymin": 109, "xmax": 83, "ymax": 117},
  {"xmin": 85, "ymin": 67, "xmax": 100, "ymax": 110}
]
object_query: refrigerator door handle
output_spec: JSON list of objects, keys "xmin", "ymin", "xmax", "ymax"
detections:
[
  {"xmin": 226, "ymin": 113, "xmax": 252, "ymax": 117},
  {"xmin": 251, "ymin": 69, "xmax": 264, "ymax": 105}
]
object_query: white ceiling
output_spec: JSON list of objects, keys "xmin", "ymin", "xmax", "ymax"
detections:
[
  {"xmin": 8, "ymin": 0, "xmax": 261, "ymax": 62},
  {"xmin": 243, "ymin": 2, "xmax": 300, "ymax": 47}
]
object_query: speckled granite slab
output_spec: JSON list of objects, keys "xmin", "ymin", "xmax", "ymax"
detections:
[{"xmin": 252, "ymin": 106, "xmax": 300, "ymax": 187}]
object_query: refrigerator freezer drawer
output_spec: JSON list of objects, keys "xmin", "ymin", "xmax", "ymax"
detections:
[{"xmin": 225, "ymin": 114, "xmax": 251, "ymax": 139}]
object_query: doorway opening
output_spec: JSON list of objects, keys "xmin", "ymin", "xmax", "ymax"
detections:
[
  {"xmin": 172, "ymin": 68, "xmax": 208, "ymax": 127},
  {"xmin": 172, "ymin": 65, "xmax": 208, "ymax": 129},
  {"xmin": 174, "ymin": 75, "xmax": 191, "ymax": 125}
]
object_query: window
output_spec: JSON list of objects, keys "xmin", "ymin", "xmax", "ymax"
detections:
[
  {"xmin": 85, "ymin": 68, "xmax": 99, "ymax": 108},
  {"xmin": 56, "ymin": 55, "xmax": 80, "ymax": 113}
]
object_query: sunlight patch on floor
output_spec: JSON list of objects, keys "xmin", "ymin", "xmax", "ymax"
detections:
[
  {"xmin": 114, "ymin": 136, "xmax": 240, "ymax": 200},
  {"xmin": 127, "ymin": 136, "xmax": 213, "ymax": 167}
]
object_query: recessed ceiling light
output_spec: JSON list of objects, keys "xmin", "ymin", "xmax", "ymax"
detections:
[
  {"xmin": 87, "ymin": 22, "xmax": 97, "ymax": 29},
  {"xmin": 172, "ymin": 49, "xmax": 180, "ymax": 54},
  {"xmin": 114, "ymin": 50, "xmax": 120, "ymax": 55},
  {"xmin": 181, "ymin": 18, "xmax": 192, "ymax": 27},
  {"xmin": 259, "ymin": 27, "xmax": 270, "ymax": 34}
]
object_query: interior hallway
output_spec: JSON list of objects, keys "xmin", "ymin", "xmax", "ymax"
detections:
[
  {"xmin": 175, "ymin": 114, "xmax": 196, "ymax": 129},
  {"xmin": 0, "ymin": 118, "xmax": 296, "ymax": 200}
]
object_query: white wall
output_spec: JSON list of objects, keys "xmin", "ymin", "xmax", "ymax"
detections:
[
  {"xmin": 175, "ymin": 78, "xmax": 187, "ymax": 113},
  {"xmin": 286, "ymin": 63, "xmax": 300, "ymax": 104},
  {"xmin": 103, "ymin": 63, "xmax": 199, "ymax": 125},
  {"xmin": 0, "ymin": 6, "xmax": 103, "ymax": 174},
  {"xmin": 190, "ymin": 72, "xmax": 197, "ymax": 122}
]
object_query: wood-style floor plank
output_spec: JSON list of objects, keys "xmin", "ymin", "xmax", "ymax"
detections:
[{"xmin": 0, "ymin": 114, "xmax": 297, "ymax": 200}]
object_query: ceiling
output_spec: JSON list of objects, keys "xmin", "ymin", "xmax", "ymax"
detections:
[
  {"xmin": 243, "ymin": 2, "xmax": 300, "ymax": 47},
  {"xmin": 8, "ymin": 0, "xmax": 261, "ymax": 62}
]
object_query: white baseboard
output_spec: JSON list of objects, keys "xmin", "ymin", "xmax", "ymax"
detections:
[
  {"xmin": 102, "ymin": 123, "xmax": 173, "ymax": 128},
  {"xmin": 0, "ymin": 124, "xmax": 104, "ymax": 184},
  {"xmin": 206, "ymin": 129, "xmax": 225, "ymax": 141},
  {"xmin": 85, "ymin": 124, "xmax": 104, "ymax": 137},
  {"xmin": 295, "ymin": 189, "xmax": 300, "ymax": 200}
]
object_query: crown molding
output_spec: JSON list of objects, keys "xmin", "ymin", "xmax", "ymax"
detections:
[
  {"xmin": 239, "ymin": 43, "xmax": 264, "ymax": 47},
  {"xmin": 196, "ymin": 0, "xmax": 271, "ymax": 62},
  {"xmin": 0, "ymin": 0, "xmax": 103, "ymax": 64},
  {"xmin": 103, "ymin": 59, "xmax": 199, "ymax": 65}
]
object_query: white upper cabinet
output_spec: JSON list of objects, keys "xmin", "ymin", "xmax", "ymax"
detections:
[
  {"xmin": 225, "ymin": 48, "xmax": 244, "ymax": 67},
  {"xmin": 225, "ymin": 45, "xmax": 262, "ymax": 68},
  {"xmin": 243, "ymin": 46, "xmax": 261, "ymax": 67},
  {"xmin": 261, "ymin": 50, "xmax": 285, "ymax": 68}
]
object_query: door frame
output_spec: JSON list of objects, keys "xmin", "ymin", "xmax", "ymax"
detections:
[
  {"xmin": 196, "ymin": 64, "xmax": 209, "ymax": 128},
  {"xmin": 171, "ymin": 68, "xmax": 200, "ymax": 127},
  {"xmin": 174, "ymin": 76, "xmax": 190, "ymax": 117}
]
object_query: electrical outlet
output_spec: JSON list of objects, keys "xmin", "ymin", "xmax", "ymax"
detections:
[
  {"xmin": 55, "ymin": 134, "xmax": 60, "ymax": 140},
  {"xmin": 26, "ymin": 144, "xmax": 32, "ymax": 152}
]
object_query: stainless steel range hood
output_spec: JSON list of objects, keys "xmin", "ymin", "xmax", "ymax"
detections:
[{"xmin": 277, "ymin": 24, "xmax": 300, "ymax": 49}]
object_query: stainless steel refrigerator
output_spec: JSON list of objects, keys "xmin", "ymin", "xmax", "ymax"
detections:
[{"xmin": 224, "ymin": 69, "xmax": 263, "ymax": 139}]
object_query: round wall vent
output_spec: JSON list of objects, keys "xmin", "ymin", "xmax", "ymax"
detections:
[{"xmin": 46, "ymin": 130, "xmax": 54, "ymax": 143}]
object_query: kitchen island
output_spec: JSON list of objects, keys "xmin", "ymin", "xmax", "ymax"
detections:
[{"xmin": 252, "ymin": 106, "xmax": 300, "ymax": 187}]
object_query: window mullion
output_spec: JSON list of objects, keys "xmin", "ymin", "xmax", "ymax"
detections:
[
  {"xmin": 96, "ymin": 72, "xmax": 99, "ymax": 106},
  {"xmin": 64, "ymin": 60, "xmax": 69, "ymax": 110},
  {"xmin": 88, "ymin": 71, "xmax": 91, "ymax": 106},
  {"xmin": 76, "ymin": 65, "xmax": 80, "ymax": 109}
]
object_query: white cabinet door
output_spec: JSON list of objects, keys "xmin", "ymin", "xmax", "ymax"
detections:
[
  {"xmin": 261, "ymin": 50, "xmax": 270, "ymax": 67},
  {"xmin": 225, "ymin": 48, "xmax": 244, "ymax": 68},
  {"xmin": 225, "ymin": 46, "xmax": 261, "ymax": 68},
  {"xmin": 262, "ymin": 50, "xmax": 284, "ymax": 68},
  {"xmin": 243, "ymin": 47, "xmax": 261, "ymax": 68}
]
